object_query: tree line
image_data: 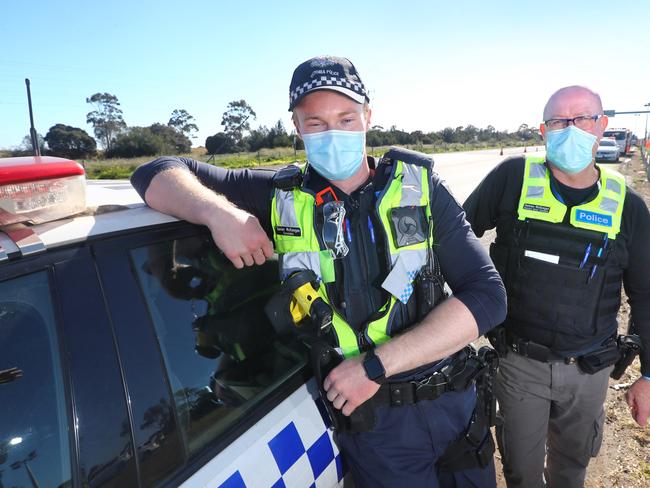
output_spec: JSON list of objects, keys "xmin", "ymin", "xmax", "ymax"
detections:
[
  {"xmin": 8, "ymin": 93, "xmax": 542, "ymax": 160},
  {"xmin": 203, "ymin": 100, "xmax": 543, "ymax": 155},
  {"xmin": 366, "ymin": 123, "xmax": 541, "ymax": 148},
  {"xmin": 9, "ymin": 93, "xmax": 199, "ymax": 159}
]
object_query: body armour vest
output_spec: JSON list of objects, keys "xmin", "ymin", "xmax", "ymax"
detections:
[
  {"xmin": 271, "ymin": 150, "xmax": 437, "ymax": 358},
  {"xmin": 490, "ymin": 155, "xmax": 626, "ymax": 351}
]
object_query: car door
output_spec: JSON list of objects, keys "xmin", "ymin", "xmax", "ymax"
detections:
[
  {"xmin": 0, "ymin": 245, "xmax": 139, "ymax": 488},
  {"xmin": 93, "ymin": 222, "xmax": 342, "ymax": 487}
]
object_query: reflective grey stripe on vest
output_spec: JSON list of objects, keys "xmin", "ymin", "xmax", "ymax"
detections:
[
  {"xmin": 382, "ymin": 162, "xmax": 429, "ymax": 303},
  {"xmin": 526, "ymin": 185, "xmax": 545, "ymax": 199},
  {"xmin": 400, "ymin": 163, "xmax": 423, "ymax": 206},
  {"xmin": 275, "ymin": 191, "xmax": 298, "ymax": 227},
  {"xmin": 601, "ymin": 176, "xmax": 623, "ymax": 214},
  {"xmin": 274, "ymin": 190, "xmax": 320, "ymax": 280},
  {"xmin": 600, "ymin": 196, "xmax": 619, "ymax": 214},
  {"xmin": 280, "ymin": 252, "xmax": 321, "ymax": 281},
  {"xmin": 605, "ymin": 178, "xmax": 622, "ymax": 194},
  {"xmin": 529, "ymin": 162, "xmax": 547, "ymax": 178}
]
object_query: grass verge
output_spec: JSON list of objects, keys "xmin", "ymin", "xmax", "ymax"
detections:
[{"xmin": 14, "ymin": 142, "xmax": 539, "ymax": 179}]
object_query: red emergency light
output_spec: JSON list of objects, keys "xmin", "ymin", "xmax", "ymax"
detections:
[{"xmin": 0, "ymin": 156, "xmax": 86, "ymax": 226}]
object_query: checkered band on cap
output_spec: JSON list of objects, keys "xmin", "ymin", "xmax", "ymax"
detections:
[
  {"xmin": 288, "ymin": 55, "xmax": 370, "ymax": 110},
  {"xmin": 289, "ymin": 75, "xmax": 368, "ymax": 108}
]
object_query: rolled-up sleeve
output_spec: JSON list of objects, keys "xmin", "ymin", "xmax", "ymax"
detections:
[
  {"xmin": 430, "ymin": 173, "xmax": 507, "ymax": 335},
  {"xmin": 622, "ymin": 191, "xmax": 650, "ymax": 376},
  {"xmin": 130, "ymin": 156, "xmax": 276, "ymax": 232},
  {"xmin": 131, "ymin": 156, "xmax": 195, "ymax": 198}
]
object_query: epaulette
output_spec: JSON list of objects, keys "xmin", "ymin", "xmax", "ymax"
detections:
[
  {"xmin": 381, "ymin": 146, "xmax": 435, "ymax": 170},
  {"xmin": 272, "ymin": 164, "xmax": 303, "ymax": 190}
]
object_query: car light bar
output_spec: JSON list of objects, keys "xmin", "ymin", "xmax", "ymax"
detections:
[{"xmin": 0, "ymin": 156, "xmax": 86, "ymax": 226}]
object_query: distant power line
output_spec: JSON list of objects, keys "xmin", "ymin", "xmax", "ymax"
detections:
[{"xmin": 0, "ymin": 58, "xmax": 138, "ymax": 78}]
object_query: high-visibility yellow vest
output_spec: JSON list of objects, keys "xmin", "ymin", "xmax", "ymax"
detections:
[
  {"xmin": 271, "ymin": 156, "xmax": 434, "ymax": 358},
  {"xmin": 493, "ymin": 156, "xmax": 628, "ymax": 349},
  {"xmin": 517, "ymin": 156, "xmax": 625, "ymax": 239}
]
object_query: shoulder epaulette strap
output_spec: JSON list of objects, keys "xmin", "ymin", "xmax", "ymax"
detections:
[
  {"xmin": 272, "ymin": 163, "xmax": 304, "ymax": 190},
  {"xmin": 524, "ymin": 154, "xmax": 546, "ymax": 165},
  {"xmin": 382, "ymin": 146, "xmax": 435, "ymax": 170}
]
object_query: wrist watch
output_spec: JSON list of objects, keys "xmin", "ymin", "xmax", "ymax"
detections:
[{"xmin": 363, "ymin": 348, "xmax": 386, "ymax": 384}]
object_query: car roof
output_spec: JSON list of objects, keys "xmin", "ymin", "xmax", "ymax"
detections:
[{"xmin": 0, "ymin": 179, "xmax": 178, "ymax": 259}]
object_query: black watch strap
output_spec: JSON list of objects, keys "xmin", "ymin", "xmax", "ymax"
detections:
[{"xmin": 363, "ymin": 348, "xmax": 387, "ymax": 384}]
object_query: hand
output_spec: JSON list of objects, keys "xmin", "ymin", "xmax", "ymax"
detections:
[
  {"xmin": 208, "ymin": 205, "xmax": 274, "ymax": 269},
  {"xmin": 625, "ymin": 377, "xmax": 650, "ymax": 426},
  {"xmin": 323, "ymin": 354, "xmax": 380, "ymax": 416}
]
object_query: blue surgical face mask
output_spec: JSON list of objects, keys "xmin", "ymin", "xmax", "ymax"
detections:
[
  {"xmin": 545, "ymin": 125, "xmax": 598, "ymax": 174},
  {"xmin": 302, "ymin": 129, "xmax": 365, "ymax": 181}
]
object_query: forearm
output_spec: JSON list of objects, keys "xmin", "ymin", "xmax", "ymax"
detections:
[
  {"xmin": 144, "ymin": 167, "xmax": 236, "ymax": 226},
  {"xmin": 376, "ymin": 297, "xmax": 479, "ymax": 377},
  {"xmin": 143, "ymin": 167, "xmax": 274, "ymax": 268}
]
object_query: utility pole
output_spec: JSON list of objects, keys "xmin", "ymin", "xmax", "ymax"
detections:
[
  {"xmin": 643, "ymin": 102, "xmax": 650, "ymax": 144},
  {"xmin": 604, "ymin": 105, "xmax": 650, "ymax": 145}
]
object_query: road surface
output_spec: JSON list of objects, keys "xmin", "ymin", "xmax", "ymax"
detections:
[
  {"xmin": 434, "ymin": 145, "xmax": 630, "ymax": 203},
  {"xmin": 434, "ymin": 146, "xmax": 544, "ymax": 203}
]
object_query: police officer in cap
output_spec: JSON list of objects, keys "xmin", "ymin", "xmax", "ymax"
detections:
[
  {"xmin": 464, "ymin": 85, "xmax": 650, "ymax": 488},
  {"xmin": 132, "ymin": 55, "xmax": 506, "ymax": 487}
]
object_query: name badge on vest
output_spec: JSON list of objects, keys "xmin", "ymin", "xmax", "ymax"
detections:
[
  {"xmin": 276, "ymin": 226, "xmax": 302, "ymax": 236},
  {"xmin": 523, "ymin": 203, "xmax": 551, "ymax": 214}
]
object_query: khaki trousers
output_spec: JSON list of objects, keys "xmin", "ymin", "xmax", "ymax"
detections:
[{"xmin": 494, "ymin": 351, "xmax": 611, "ymax": 488}]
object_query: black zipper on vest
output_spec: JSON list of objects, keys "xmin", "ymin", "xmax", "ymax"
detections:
[{"xmin": 348, "ymin": 193, "xmax": 378, "ymax": 316}]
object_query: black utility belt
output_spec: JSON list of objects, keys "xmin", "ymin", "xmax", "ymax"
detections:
[
  {"xmin": 372, "ymin": 346, "xmax": 483, "ymax": 407},
  {"xmin": 507, "ymin": 335, "xmax": 620, "ymax": 375},
  {"xmin": 374, "ymin": 373, "xmax": 458, "ymax": 407}
]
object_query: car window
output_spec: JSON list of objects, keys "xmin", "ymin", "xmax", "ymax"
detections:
[
  {"xmin": 130, "ymin": 235, "xmax": 307, "ymax": 459},
  {"xmin": 605, "ymin": 133, "xmax": 624, "ymax": 141},
  {"xmin": 600, "ymin": 140, "xmax": 616, "ymax": 146},
  {"xmin": 0, "ymin": 271, "xmax": 72, "ymax": 488}
]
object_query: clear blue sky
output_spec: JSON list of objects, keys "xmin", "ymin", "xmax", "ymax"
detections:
[{"xmin": 1, "ymin": 0, "xmax": 649, "ymax": 150}]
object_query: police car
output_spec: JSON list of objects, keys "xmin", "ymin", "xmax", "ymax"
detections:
[{"xmin": 0, "ymin": 156, "xmax": 345, "ymax": 488}]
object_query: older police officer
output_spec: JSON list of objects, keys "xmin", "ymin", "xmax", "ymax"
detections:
[{"xmin": 464, "ymin": 86, "xmax": 650, "ymax": 488}]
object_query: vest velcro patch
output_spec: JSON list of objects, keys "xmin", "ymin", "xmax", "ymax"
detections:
[
  {"xmin": 523, "ymin": 203, "xmax": 551, "ymax": 213},
  {"xmin": 275, "ymin": 225, "xmax": 302, "ymax": 236},
  {"xmin": 574, "ymin": 209, "xmax": 612, "ymax": 227}
]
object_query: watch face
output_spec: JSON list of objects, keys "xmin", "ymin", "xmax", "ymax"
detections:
[{"xmin": 364, "ymin": 354, "xmax": 385, "ymax": 380}]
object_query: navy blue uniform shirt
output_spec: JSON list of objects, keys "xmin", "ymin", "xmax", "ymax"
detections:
[{"xmin": 131, "ymin": 156, "xmax": 506, "ymax": 336}]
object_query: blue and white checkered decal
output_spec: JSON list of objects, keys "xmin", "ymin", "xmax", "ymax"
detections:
[
  {"xmin": 180, "ymin": 380, "xmax": 344, "ymax": 488},
  {"xmin": 399, "ymin": 270, "xmax": 418, "ymax": 303}
]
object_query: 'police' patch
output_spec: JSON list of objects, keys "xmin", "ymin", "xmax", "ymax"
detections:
[
  {"xmin": 523, "ymin": 203, "xmax": 550, "ymax": 213},
  {"xmin": 574, "ymin": 209, "xmax": 612, "ymax": 227},
  {"xmin": 276, "ymin": 226, "xmax": 302, "ymax": 236}
]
